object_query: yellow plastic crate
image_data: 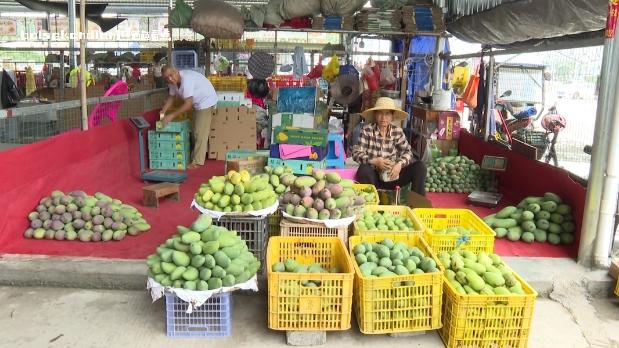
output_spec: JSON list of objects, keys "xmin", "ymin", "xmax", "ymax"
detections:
[
  {"xmin": 352, "ymin": 184, "xmax": 379, "ymax": 205},
  {"xmin": 268, "ymin": 211, "xmax": 282, "ymax": 237},
  {"xmin": 414, "ymin": 208, "xmax": 495, "ymax": 254},
  {"xmin": 280, "ymin": 219, "xmax": 349, "ymax": 246},
  {"xmin": 440, "ymin": 267, "xmax": 537, "ymax": 348},
  {"xmin": 353, "ymin": 205, "xmax": 426, "ymax": 236},
  {"xmin": 266, "ymin": 236, "xmax": 354, "ymax": 331},
  {"xmin": 209, "ymin": 76, "xmax": 247, "ymax": 92},
  {"xmin": 348, "ymin": 235, "xmax": 443, "ymax": 334},
  {"xmin": 615, "ymin": 277, "xmax": 619, "ymax": 297}
]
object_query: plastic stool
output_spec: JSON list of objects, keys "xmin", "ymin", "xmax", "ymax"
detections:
[{"xmin": 326, "ymin": 133, "xmax": 346, "ymax": 169}]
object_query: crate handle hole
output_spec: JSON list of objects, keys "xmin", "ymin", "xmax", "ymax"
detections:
[
  {"xmin": 488, "ymin": 300, "xmax": 509, "ymax": 306},
  {"xmin": 392, "ymin": 280, "xmax": 415, "ymax": 287},
  {"xmin": 295, "ymin": 242, "xmax": 317, "ymax": 249},
  {"xmin": 434, "ymin": 214, "xmax": 447, "ymax": 219}
]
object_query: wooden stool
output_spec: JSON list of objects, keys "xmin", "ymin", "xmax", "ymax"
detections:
[{"xmin": 143, "ymin": 183, "xmax": 180, "ymax": 208}]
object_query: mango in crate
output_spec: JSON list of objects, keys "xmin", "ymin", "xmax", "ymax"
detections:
[
  {"xmin": 357, "ymin": 210, "xmax": 415, "ymax": 232},
  {"xmin": 352, "ymin": 238, "xmax": 440, "ymax": 277}
]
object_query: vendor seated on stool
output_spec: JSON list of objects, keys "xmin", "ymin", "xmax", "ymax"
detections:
[{"xmin": 352, "ymin": 97, "xmax": 426, "ymax": 196}]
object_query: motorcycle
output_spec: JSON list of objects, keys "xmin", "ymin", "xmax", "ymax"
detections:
[{"xmin": 493, "ymin": 90, "xmax": 538, "ymax": 147}]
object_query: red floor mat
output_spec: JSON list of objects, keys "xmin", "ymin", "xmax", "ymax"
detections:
[{"xmin": 427, "ymin": 193, "xmax": 575, "ymax": 258}]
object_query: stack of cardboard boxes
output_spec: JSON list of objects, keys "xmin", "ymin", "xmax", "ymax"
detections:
[
  {"xmin": 267, "ymin": 113, "xmax": 329, "ymax": 175},
  {"xmin": 148, "ymin": 119, "xmax": 191, "ymax": 170}
]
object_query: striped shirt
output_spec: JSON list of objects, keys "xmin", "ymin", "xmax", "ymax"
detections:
[{"xmin": 352, "ymin": 123, "xmax": 414, "ymax": 167}]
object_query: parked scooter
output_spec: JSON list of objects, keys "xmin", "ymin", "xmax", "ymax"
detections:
[{"xmin": 494, "ymin": 90, "xmax": 537, "ymax": 146}]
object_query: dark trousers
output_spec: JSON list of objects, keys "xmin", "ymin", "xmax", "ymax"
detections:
[{"xmin": 356, "ymin": 162, "xmax": 427, "ymax": 196}]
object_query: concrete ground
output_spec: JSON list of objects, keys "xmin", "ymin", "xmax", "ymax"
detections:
[{"xmin": 1, "ymin": 285, "xmax": 618, "ymax": 348}]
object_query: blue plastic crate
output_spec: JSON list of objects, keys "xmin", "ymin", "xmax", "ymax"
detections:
[
  {"xmin": 267, "ymin": 157, "xmax": 327, "ymax": 175},
  {"xmin": 172, "ymin": 50, "xmax": 198, "ymax": 69},
  {"xmin": 165, "ymin": 292, "xmax": 232, "ymax": 338}
]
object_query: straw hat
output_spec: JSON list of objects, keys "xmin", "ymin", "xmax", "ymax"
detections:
[{"xmin": 361, "ymin": 97, "xmax": 408, "ymax": 123}]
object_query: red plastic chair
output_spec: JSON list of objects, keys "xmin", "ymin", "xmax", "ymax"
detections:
[{"xmin": 88, "ymin": 81, "xmax": 128, "ymax": 128}]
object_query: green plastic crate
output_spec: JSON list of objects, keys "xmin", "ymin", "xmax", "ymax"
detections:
[
  {"xmin": 156, "ymin": 119, "xmax": 190, "ymax": 132},
  {"xmin": 148, "ymin": 139, "xmax": 190, "ymax": 152},
  {"xmin": 150, "ymin": 159, "xmax": 187, "ymax": 170},
  {"xmin": 148, "ymin": 130, "xmax": 190, "ymax": 142},
  {"xmin": 149, "ymin": 149, "xmax": 190, "ymax": 163}
]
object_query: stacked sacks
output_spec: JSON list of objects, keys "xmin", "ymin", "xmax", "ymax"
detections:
[
  {"xmin": 24, "ymin": 190, "xmax": 150, "ymax": 242},
  {"xmin": 279, "ymin": 171, "xmax": 365, "ymax": 220},
  {"xmin": 147, "ymin": 215, "xmax": 260, "ymax": 290}
]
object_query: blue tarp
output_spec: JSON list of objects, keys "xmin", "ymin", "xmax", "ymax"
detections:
[{"xmin": 406, "ymin": 36, "xmax": 450, "ymax": 125}]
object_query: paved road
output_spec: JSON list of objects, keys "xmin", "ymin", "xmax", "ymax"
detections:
[{"xmin": 2, "ymin": 286, "xmax": 617, "ymax": 348}]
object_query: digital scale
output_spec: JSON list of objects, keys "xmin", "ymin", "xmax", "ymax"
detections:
[
  {"xmin": 467, "ymin": 155, "xmax": 507, "ymax": 208},
  {"xmin": 130, "ymin": 116, "xmax": 187, "ymax": 183}
]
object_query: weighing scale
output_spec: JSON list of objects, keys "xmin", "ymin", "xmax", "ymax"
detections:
[
  {"xmin": 130, "ymin": 116, "xmax": 187, "ymax": 183},
  {"xmin": 466, "ymin": 155, "xmax": 507, "ymax": 208}
]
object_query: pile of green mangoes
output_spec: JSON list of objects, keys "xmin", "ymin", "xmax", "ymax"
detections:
[
  {"xmin": 146, "ymin": 215, "xmax": 260, "ymax": 290},
  {"xmin": 279, "ymin": 171, "xmax": 365, "ymax": 219},
  {"xmin": 484, "ymin": 192, "xmax": 575, "ymax": 245},
  {"xmin": 24, "ymin": 190, "xmax": 150, "ymax": 242},
  {"xmin": 425, "ymin": 155, "xmax": 496, "ymax": 193},
  {"xmin": 353, "ymin": 186, "xmax": 377, "ymax": 205},
  {"xmin": 194, "ymin": 169, "xmax": 278, "ymax": 213},
  {"xmin": 271, "ymin": 260, "xmax": 340, "ymax": 287},
  {"xmin": 440, "ymin": 250, "xmax": 526, "ymax": 295},
  {"xmin": 432, "ymin": 226, "xmax": 485, "ymax": 237},
  {"xmin": 356, "ymin": 210, "xmax": 417, "ymax": 232},
  {"xmin": 352, "ymin": 238, "xmax": 440, "ymax": 278}
]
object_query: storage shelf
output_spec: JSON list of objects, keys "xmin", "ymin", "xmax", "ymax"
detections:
[{"xmin": 167, "ymin": 26, "xmax": 445, "ymax": 37}]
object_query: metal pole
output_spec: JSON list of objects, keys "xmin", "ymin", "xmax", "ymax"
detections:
[
  {"xmin": 578, "ymin": 8, "xmax": 619, "ymax": 267},
  {"xmin": 592, "ymin": 34, "xmax": 619, "ymax": 268},
  {"xmin": 483, "ymin": 55, "xmax": 495, "ymax": 141},
  {"xmin": 68, "ymin": 0, "xmax": 77, "ymax": 67},
  {"xmin": 431, "ymin": 37, "xmax": 444, "ymax": 91},
  {"xmin": 79, "ymin": 0, "xmax": 88, "ymax": 130}
]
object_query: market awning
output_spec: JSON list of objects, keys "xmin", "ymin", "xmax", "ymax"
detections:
[{"xmin": 446, "ymin": 0, "xmax": 608, "ymax": 47}]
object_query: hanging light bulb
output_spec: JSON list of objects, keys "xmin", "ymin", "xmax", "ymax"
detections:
[{"xmin": 359, "ymin": 38, "xmax": 365, "ymax": 49}]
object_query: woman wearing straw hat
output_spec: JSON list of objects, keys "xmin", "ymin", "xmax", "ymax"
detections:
[{"xmin": 352, "ymin": 97, "xmax": 426, "ymax": 195}]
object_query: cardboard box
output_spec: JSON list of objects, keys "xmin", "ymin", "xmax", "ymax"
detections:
[
  {"xmin": 208, "ymin": 106, "xmax": 257, "ymax": 161},
  {"xmin": 269, "ymin": 144, "xmax": 328, "ymax": 161},
  {"xmin": 610, "ymin": 258, "xmax": 619, "ymax": 280},
  {"xmin": 438, "ymin": 111, "xmax": 461, "ymax": 140},
  {"xmin": 226, "ymin": 156, "xmax": 268, "ymax": 175},
  {"xmin": 273, "ymin": 126, "xmax": 328, "ymax": 147}
]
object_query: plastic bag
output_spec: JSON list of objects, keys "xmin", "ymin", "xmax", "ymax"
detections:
[
  {"xmin": 321, "ymin": 54, "xmax": 340, "ymax": 82},
  {"xmin": 380, "ymin": 65, "xmax": 395, "ymax": 86},
  {"xmin": 452, "ymin": 65, "xmax": 469, "ymax": 92},
  {"xmin": 170, "ymin": 0, "xmax": 193, "ymax": 27},
  {"xmin": 362, "ymin": 64, "xmax": 379, "ymax": 91}
]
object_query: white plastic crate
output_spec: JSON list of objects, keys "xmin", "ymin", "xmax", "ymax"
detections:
[
  {"xmin": 172, "ymin": 50, "xmax": 198, "ymax": 69},
  {"xmin": 165, "ymin": 292, "xmax": 232, "ymax": 338}
]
